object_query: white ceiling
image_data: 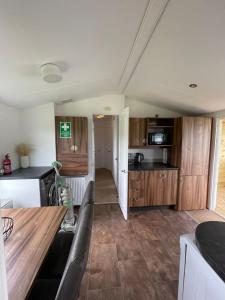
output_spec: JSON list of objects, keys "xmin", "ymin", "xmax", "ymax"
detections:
[
  {"xmin": 125, "ymin": 0, "xmax": 225, "ymax": 114},
  {"xmin": 1, "ymin": 0, "xmax": 225, "ymax": 113},
  {"xmin": 0, "ymin": 0, "xmax": 148, "ymax": 108}
]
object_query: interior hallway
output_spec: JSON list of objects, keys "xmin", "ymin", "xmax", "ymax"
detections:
[{"xmin": 95, "ymin": 168, "xmax": 118, "ymax": 204}]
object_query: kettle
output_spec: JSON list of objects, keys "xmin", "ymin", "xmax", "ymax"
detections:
[{"xmin": 134, "ymin": 153, "xmax": 144, "ymax": 165}]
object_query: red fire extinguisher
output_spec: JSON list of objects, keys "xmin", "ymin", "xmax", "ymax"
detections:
[{"xmin": 3, "ymin": 154, "xmax": 12, "ymax": 175}]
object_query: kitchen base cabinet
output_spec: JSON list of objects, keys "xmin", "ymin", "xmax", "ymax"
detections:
[
  {"xmin": 128, "ymin": 170, "xmax": 178, "ymax": 207},
  {"xmin": 151, "ymin": 170, "xmax": 178, "ymax": 205},
  {"xmin": 177, "ymin": 175, "xmax": 208, "ymax": 210},
  {"xmin": 128, "ymin": 171, "xmax": 146, "ymax": 207}
]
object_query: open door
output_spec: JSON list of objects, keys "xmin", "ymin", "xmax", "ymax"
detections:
[{"xmin": 118, "ymin": 107, "xmax": 129, "ymax": 220}]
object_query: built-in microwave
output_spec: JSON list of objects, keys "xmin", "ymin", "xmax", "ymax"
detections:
[{"xmin": 148, "ymin": 132, "xmax": 168, "ymax": 145}]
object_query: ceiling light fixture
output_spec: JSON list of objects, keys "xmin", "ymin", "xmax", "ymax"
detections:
[
  {"xmin": 189, "ymin": 83, "xmax": 198, "ymax": 88},
  {"xmin": 40, "ymin": 63, "xmax": 62, "ymax": 83},
  {"xmin": 96, "ymin": 114, "xmax": 104, "ymax": 119}
]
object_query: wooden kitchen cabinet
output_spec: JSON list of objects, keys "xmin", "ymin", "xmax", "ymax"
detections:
[
  {"xmin": 128, "ymin": 170, "xmax": 178, "ymax": 207},
  {"xmin": 180, "ymin": 117, "xmax": 211, "ymax": 176},
  {"xmin": 128, "ymin": 171, "xmax": 146, "ymax": 207},
  {"xmin": 151, "ymin": 170, "xmax": 178, "ymax": 205},
  {"xmin": 171, "ymin": 117, "xmax": 212, "ymax": 210},
  {"xmin": 55, "ymin": 116, "xmax": 88, "ymax": 175},
  {"xmin": 177, "ymin": 175, "xmax": 208, "ymax": 210},
  {"xmin": 129, "ymin": 118, "xmax": 146, "ymax": 148}
]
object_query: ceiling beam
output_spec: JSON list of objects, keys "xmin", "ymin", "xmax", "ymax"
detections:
[{"xmin": 118, "ymin": 0, "xmax": 170, "ymax": 93}]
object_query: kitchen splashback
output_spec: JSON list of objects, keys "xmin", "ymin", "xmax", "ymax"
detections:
[{"xmin": 128, "ymin": 148, "xmax": 163, "ymax": 162}]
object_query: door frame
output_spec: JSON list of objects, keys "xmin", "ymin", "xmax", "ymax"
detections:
[
  {"xmin": 208, "ymin": 118, "xmax": 222, "ymax": 210},
  {"xmin": 92, "ymin": 114, "xmax": 119, "ymax": 190}
]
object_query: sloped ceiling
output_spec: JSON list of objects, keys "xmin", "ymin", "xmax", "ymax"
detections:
[
  {"xmin": 0, "ymin": 0, "xmax": 149, "ymax": 108},
  {"xmin": 1, "ymin": 0, "xmax": 225, "ymax": 114},
  {"xmin": 125, "ymin": 0, "xmax": 225, "ymax": 114}
]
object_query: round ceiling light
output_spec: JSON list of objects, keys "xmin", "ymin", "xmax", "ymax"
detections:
[
  {"xmin": 40, "ymin": 63, "xmax": 62, "ymax": 83},
  {"xmin": 96, "ymin": 114, "xmax": 105, "ymax": 119},
  {"xmin": 189, "ymin": 83, "xmax": 198, "ymax": 88}
]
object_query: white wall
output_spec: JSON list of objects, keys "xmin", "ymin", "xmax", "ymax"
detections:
[
  {"xmin": 126, "ymin": 98, "xmax": 181, "ymax": 118},
  {"xmin": 0, "ymin": 103, "xmax": 20, "ymax": 170},
  {"xmin": 20, "ymin": 103, "xmax": 56, "ymax": 166}
]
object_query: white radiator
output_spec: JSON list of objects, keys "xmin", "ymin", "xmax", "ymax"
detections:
[{"xmin": 64, "ymin": 177, "xmax": 86, "ymax": 205}]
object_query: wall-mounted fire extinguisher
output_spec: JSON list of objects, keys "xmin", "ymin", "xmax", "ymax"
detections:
[{"xmin": 3, "ymin": 154, "xmax": 12, "ymax": 175}]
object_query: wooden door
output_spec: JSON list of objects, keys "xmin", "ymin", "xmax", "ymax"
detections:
[
  {"xmin": 177, "ymin": 175, "xmax": 208, "ymax": 210},
  {"xmin": 128, "ymin": 171, "xmax": 146, "ymax": 207},
  {"xmin": 150, "ymin": 170, "xmax": 178, "ymax": 205},
  {"xmin": 55, "ymin": 116, "xmax": 88, "ymax": 175},
  {"xmin": 180, "ymin": 117, "xmax": 212, "ymax": 175},
  {"xmin": 129, "ymin": 118, "xmax": 146, "ymax": 147}
]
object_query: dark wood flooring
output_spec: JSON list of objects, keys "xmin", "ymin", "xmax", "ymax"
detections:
[{"xmin": 79, "ymin": 204, "xmax": 197, "ymax": 300}]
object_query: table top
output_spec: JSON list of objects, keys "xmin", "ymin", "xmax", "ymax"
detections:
[{"xmin": 1, "ymin": 206, "xmax": 67, "ymax": 300}]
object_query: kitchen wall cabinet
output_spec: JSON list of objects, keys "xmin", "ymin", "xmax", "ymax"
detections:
[
  {"xmin": 55, "ymin": 116, "xmax": 88, "ymax": 175},
  {"xmin": 128, "ymin": 169, "xmax": 178, "ymax": 207},
  {"xmin": 171, "ymin": 117, "xmax": 212, "ymax": 210},
  {"xmin": 129, "ymin": 118, "xmax": 146, "ymax": 148}
]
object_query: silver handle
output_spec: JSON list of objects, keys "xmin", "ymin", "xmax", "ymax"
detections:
[{"xmin": 121, "ymin": 170, "xmax": 127, "ymax": 173}]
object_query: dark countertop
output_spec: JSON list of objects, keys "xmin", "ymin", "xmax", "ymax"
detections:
[
  {"xmin": 196, "ymin": 221, "xmax": 225, "ymax": 282},
  {"xmin": 0, "ymin": 166, "xmax": 54, "ymax": 180},
  {"xmin": 128, "ymin": 162, "xmax": 179, "ymax": 171}
]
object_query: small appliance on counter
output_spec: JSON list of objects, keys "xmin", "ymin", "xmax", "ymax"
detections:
[{"xmin": 134, "ymin": 153, "xmax": 144, "ymax": 165}]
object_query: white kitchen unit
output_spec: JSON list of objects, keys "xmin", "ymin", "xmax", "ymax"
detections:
[
  {"xmin": 0, "ymin": 167, "xmax": 55, "ymax": 208},
  {"xmin": 178, "ymin": 234, "xmax": 225, "ymax": 300},
  {"xmin": 0, "ymin": 179, "xmax": 41, "ymax": 208}
]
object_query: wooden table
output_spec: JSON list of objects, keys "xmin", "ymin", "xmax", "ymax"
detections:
[{"xmin": 1, "ymin": 206, "xmax": 67, "ymax": 300}]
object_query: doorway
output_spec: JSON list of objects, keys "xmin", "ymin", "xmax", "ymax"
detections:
[
  {"xmin": 93, "ymin": 115, "xmax": 119, "ymax": 204},
  {"xmin": 215, "ymin": 119, "xmax": 225, "ymax": 216}
]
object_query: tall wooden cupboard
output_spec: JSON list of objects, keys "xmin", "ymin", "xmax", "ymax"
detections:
[
  {"xmin": 55, "ymin": 116, "xmax": 88, "ymax": 176},
  {"xmin": 171, "ymin": 117, "xmax": 212, "ymax": 210}
]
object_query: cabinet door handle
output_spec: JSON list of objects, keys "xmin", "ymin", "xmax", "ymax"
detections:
[{"xmin": 70, "ymin": 145, "xmax": 78, "ymax": 152}]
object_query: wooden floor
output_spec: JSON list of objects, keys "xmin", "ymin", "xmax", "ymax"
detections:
[
  {"xmin": 215, "ymin": 186, "xmax": 225, "ymax": 217},
  {"xmin": 95, "ymin": 168, "xmax": 118, "ymax": 204},
  {"xmin": 79, "ymin": 204, "xmax": 197, "ymax": 300},
  {"xmin": 187, "ymin": 208, "xmax": 225, "ymax": 223}
]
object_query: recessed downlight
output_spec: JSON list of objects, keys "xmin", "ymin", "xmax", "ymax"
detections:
[{"xmin": 189, "ymin": 83, "xmax": 198, "ymax": 88}]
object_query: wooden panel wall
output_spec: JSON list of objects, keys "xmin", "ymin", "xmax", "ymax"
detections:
[{"xmin": 218, "ymin": 120, "xmax": 225, "ymax": 187}]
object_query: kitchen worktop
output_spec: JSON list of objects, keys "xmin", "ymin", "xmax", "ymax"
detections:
[
  {"xmin": 128, "ymin": 162, "xmax": 179, "ymax": 171},
  {"xmin": 195, "ymin": 221, "xmax": 225, "ymax": 283},
  {"xmin": 0, "ymin": 166, "xmax": 54, "ymax": 180}
]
